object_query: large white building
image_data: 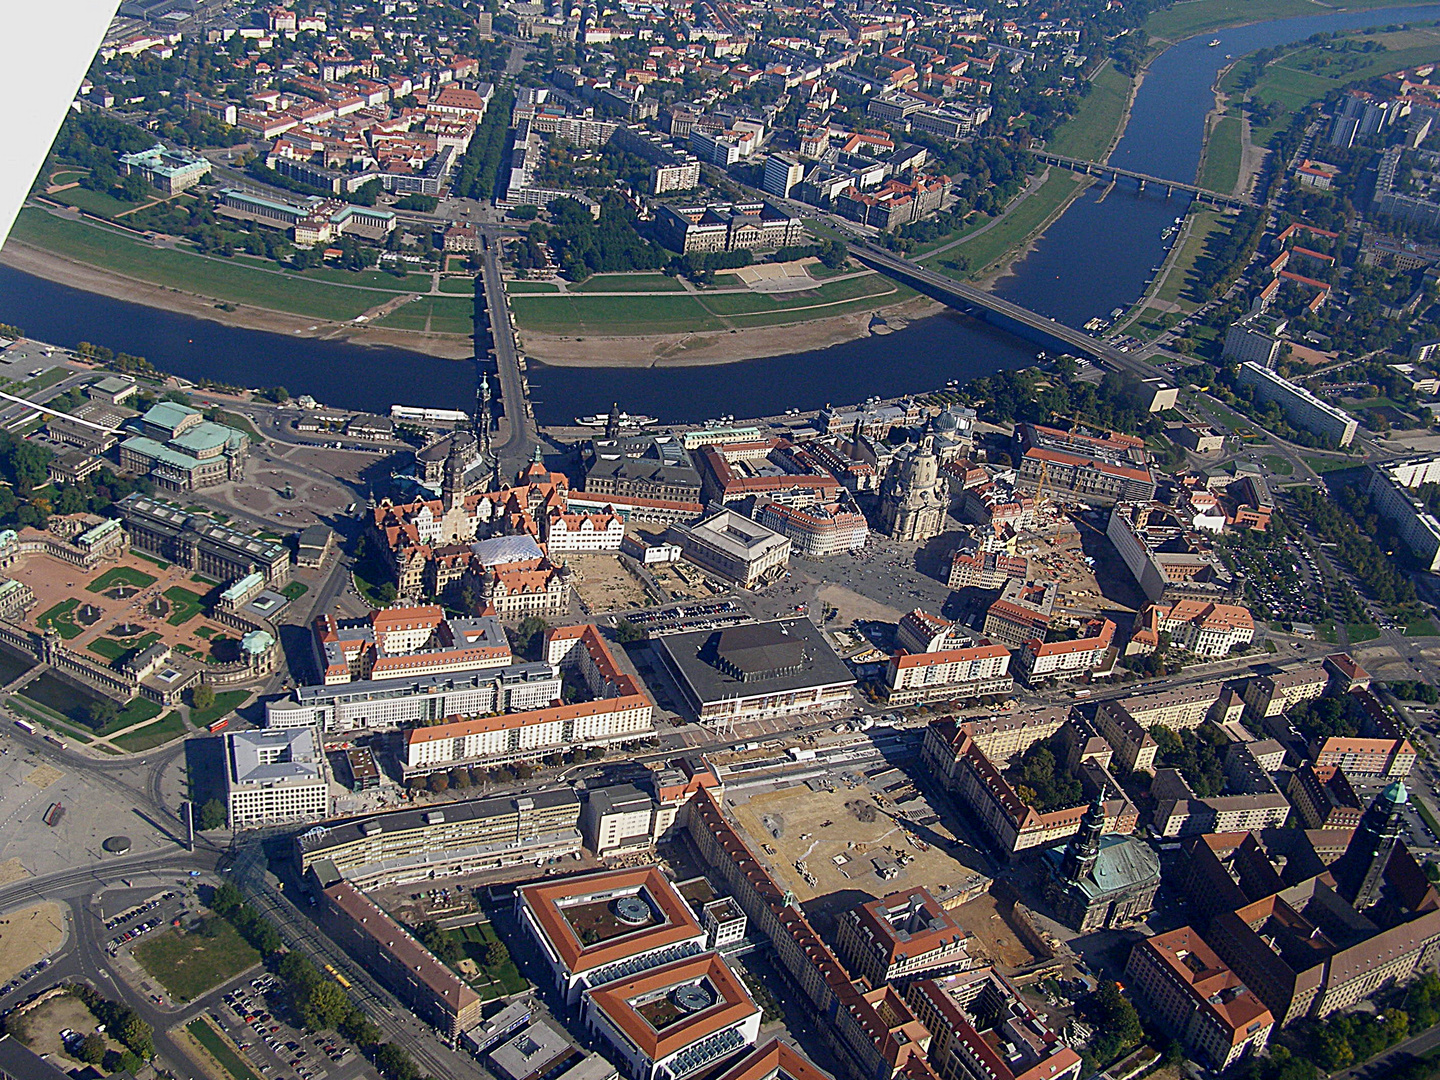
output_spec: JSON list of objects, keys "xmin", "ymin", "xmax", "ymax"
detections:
[
  {"xmin": 1238, "ymin": 362, "xmax": 1358, "ymax": 446},
  {"xmin": 1367, "ymin": 457, "xmax": 1440, "ymax": 571},
  {"xmin": 265, "ymin": 661, "xmax": 563, "ymax": 733},
  {"xmin": 226, "ymin": 728, "xmax": 329, "ymax": 828}
]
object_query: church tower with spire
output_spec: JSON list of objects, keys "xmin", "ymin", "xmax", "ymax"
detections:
[{"xmin": 1060, "ymin": 790, "xmax": 1106, "ymax": 884}]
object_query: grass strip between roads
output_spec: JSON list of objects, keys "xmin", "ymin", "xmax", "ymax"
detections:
[{"xmin": 186, "ymin": 1016, "xmax": 265, "ymax": 1080}]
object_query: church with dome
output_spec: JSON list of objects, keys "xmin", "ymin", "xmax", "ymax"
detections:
[
  {"xmin": 877, "ymin": 429, "xmax": 949, "ymax": 542},
  {"xmin": 1043, "ymin": 792, "xmax": 1161, "ymax": 932}
]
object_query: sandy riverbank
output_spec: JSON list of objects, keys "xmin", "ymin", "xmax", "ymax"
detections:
[
  {"xmin": 0, "ymin": 240, "xmax": 475, "ymax": 359},
  {"xmin": 521, "ymin": 294, "xmax": 943, "ymax": 367}
]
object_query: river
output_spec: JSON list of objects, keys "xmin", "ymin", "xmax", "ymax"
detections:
[{"xmin": 5, "ymin": 2, "xmax": 1440, "ymax": 423}]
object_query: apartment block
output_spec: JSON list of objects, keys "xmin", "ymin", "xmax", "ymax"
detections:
[
  {"xmin": 835, "ymin": 887, "xmax": 970, "ymax": 987},
  {"xmin": 1238, "ymin": 362, "xmax": 1358, "ymax": 447},
  {"xmin": 883, "ymin": 644, "xmax": 1012, "ymax": 705}
]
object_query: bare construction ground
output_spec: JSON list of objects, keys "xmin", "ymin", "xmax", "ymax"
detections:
[
  {"xmin": 0, "ymin": 903, "xmax": 65, "ymax": 984},
  {"xmin": 570, "ymin": 555, "xmax": 650, "ymax": 613},
  {"xmin": 950, "ymin": 892, "xmax": 1041, "ymax": 971},
  {"xmin": 727, "ymin": 784, "xmax": 980, "ymax": 926}
]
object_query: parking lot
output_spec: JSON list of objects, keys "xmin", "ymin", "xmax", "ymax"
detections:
[{"xmin": 211, "ymin": 973, "xmax": 364, "ymax": 1080}]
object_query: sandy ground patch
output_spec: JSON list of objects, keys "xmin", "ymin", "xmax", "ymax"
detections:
[
  {"xmin": 816, "ymin": 585, "xmax": 904, "ymax": 626},
  {"xmin": 951, "ymin": 893, "xmax": 1042, "ymax": 970},
  {"xmin": 570, "ymin": 554, "xmax": 651, "ymax": 613},
  {"xmin": 0, "ymin": 859, "xmax": 30, "ymax": 887},
  {"xmin": 24, "ymin": 765, "xmax": 63, "ymax": 790},
  {"xmin": 0, "ymin": 903, "xmax": 65, "ymax": 983},
  {"xmin": 17, "ymin": 993, "xmax": 97, "ymax": 1067}
]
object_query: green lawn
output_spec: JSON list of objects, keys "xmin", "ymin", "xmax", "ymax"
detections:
[
  {"xmin": 508, "ymin": 292, "xmax": 728, "ymax": 334},
  {"xmin": 163, "ymin": 586, "xmax": 206, "ymax": 626},
  {"xmin": 1346, "ymin": 623, "xmax": 1381, "ymax": 644},
  {"xmin": 86, "ymin": 566, "xmax": 157, "ymax": 593},
  {"xmin": 1305, "ymin": 456, "xmax": 1358, "ymax": 474},
  {"xmin": 1200, "ymin": 116, "xmax": 1243, "ymax": 194},
  {"xmin": 186, "ymin": 1017, "xmax": 264, "ymax": 1080},
  {"xmin": 439, "ymin": 277, "xmax": 477, "ymax": 293},
  {"xmin": 698, "ymin": 274, "xmax": 896, "ymax": 315},
  {"xmin": 573, "ymin": 273, "xmax": 686, "ymax": 293},
  {"xmin": 374, "ymin": 296, "xmax": 475, "ymax": 335},
  {"xmin": 504, "ymin": 281, "xmax": 562, "ymax": 293},
  {"xmin": 1145, "ymin": 0, "xmax": 1425, "ymax": 42},
  {"xmin": 55, "ymin": 187, "xmax": 151, "ymax": 219},
  {"xmin": 132, "ymin": 550, "xmax": 171, "ymax": 570},
  {"xmin": 191, "ymin": 690, "xmax": 250, "ymax": 729},
  {"xmin": 136, "ymin": 921, "xmax": 260, "ymax": 1002},
  {"xmin": 86, "ymin": 631, "xmax": 160, "ymax": 662},
  {"xmin": 1046, "ymin": 62, "xmax": 1134, "ymax": 161},
  {"xmin": 36, "ymin": 598, "xmax": 83, "ymax": 639},
  {"xmin": 443, "ymin": 923, "xmax": 528, "ymax": 999},
  {"xmin": 297, "ymin": 266, "xmax": 432, "ymax": 290},
  {"xmin": 114, "ymin": 710, "xmax": 187, "ymax": 751},
  {"xmin": 281, "ymin": 581, "xmax": 309, "ymax": 600},
  {"xmin": 9, "ymin": 208, "xmax": 405, "ymax": 322},
  {"xmin": 1406, "ymin": 619, "xmax": 1440, "ymax": 637},
  {"xmin": 1262, "ymin": 454, "xmax": 1294, "ymax": 476},
  {"xmin": 925, "ymin": 170, "xmax": 1085, "ymax": 279},
  {"xmin": 724, "ymin": 293, "xmax": 916, "ymax": 328},
  {"xmin": 106, "ymin": 696, "xmax": 163, "ymax": 735}
]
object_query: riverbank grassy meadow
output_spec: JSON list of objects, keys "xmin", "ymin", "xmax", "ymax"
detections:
[
  {"xmin": 1045, "ymin": 63, "xmax": 1134, "ymax": 161},
  {"xmin": 1199, "ymin": 117, "xmax": 1243, "ymax": 195},
  {"xmin": 1144, "ymin": 0, "xmax": 1429, "ymax": 44},
  {"xmin": 374, "ymin": 295, "xmax": 476, "ymax": 335},
  {"xmin": 921, "ymin": 169, "xmax": 1086, "ymax": 281},
  {"xmin": 7, "ymin": 207, "xmax": 411, "ymax": 321},
  {"xmin": 506, "ymin": 273, "xmax": 912, "ymax": 336}
]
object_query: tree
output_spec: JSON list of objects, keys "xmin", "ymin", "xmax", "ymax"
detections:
[
  {"xmin": 299, "ymin": 980, "xmax": 352, "ymax": 1031},
  {"xmin": 513, "ymin": 616, "xmax": 550, "ymax": 659},
  {"xmin": 81, "ymin": 698, "xmax": 120, "ymax": 731},
  {"xmin": 191, "ymin": 683, "xmax": 216, "ymax": 712},
  {"xmin": 486, "ymin": 939, "xmax": 510, "ymax": 968},
  {"xmin": 428, "ymin": 772, "xmax": 449, "ymax": 794},
  {"xmin": 117, "ymin": 1016, "xmax": 153, "ymax": 1059},
  {"xmin": 77, "ymin": 1034, "xmax": 106, "ymax": 1064},
  {"xmin": 198, "ymin": 798, "xmax": 227, "ymax": 830},
  {"xmin": 375, "ymin": 1044, "xmax": 420, "ymax": 1080},
  {"xmin": 613, "ymin": 619, "xmax": 646, "ymax": 644}
]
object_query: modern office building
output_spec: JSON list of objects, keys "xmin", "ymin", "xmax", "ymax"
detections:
[
  {"xmin": 265, "ymin": 661, "xmax": 562, "ymax": 733},
  {"xmin": 226, "ymin": 728, "xmax": 328, "ymax": 828},
  {"xmin": 517, "ymin": 867, "xmax": 709, "ymax": 1005},
  {"xmin": 295, "ymin": 788, "xmax": 582, "ymax": 886},
  {"xmin": 1238, "ymin": 362, "xmax": 1358, "ymax": 446},
  {"xmin": 1367, "ymin": 456, "xmax": 1440, "ymax": 571}
]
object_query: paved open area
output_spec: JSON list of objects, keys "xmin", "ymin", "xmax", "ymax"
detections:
[
  {"xmin": 16, "ymin": 550, "xmax": 241, "ymax": 667},
  {"xmin": 0, "ymin": 732, "xmax": 174, "ymax": 877}
]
